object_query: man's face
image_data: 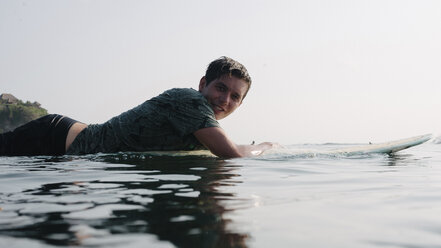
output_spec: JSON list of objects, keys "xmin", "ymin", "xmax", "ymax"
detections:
[{"xmin": 199, "ymin": 75, "xmax": 249, "ymax": 120}]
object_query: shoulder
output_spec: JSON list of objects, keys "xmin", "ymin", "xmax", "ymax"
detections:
[
  {"xmin": 153, "ymin": 88, "xmax": 219, "ymax": 135},
  {"xmin": 161, "ymin": 88, "xmax": 203, "ymax": 99},
  {"xmin": 159, "ymin": 88, "xmax": 217, "ymax": 120},
  {"xmin": 158, "ymin": 88, "xmax": 209, "ymax": 107}
]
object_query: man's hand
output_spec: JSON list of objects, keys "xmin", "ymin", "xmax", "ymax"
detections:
[
  {"xmin": 194, "ymin": 127, "xmax": 279, "ymax": 158},
  {"xmin": 237, "ymin": 142, "xmax": 281, "ymax": 156}
]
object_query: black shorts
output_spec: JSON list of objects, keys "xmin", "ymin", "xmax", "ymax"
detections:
[{"xmin": 0, "ymin": 114, "xmax": 78, "ymax": 156}]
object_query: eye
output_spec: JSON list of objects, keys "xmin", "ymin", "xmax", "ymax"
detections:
[
  {"xmin": 216, "ymin": 85, "xmax": 227, "ymax": 92},
  {"xmin": 232, "ymin": 94, "xmax": 241, "ymax": 102}
]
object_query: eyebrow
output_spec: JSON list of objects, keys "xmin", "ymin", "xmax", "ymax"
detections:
[
  {"xmin": 215, "ymin": 81, "xmax": 244, "ymax": 99},
  {"xmin": 215, "ymin": 81, "xmax": 226, "ymax": 87}
]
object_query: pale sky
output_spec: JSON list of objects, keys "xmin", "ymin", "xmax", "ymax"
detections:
[{"xmin": 1, "ymin": 0, "xmax": 440, "ymax": 144}]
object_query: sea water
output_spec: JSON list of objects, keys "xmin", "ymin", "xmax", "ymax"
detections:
[{"xmin": 1, "ymin": 142, "xmax": 441, "ymax": 248}]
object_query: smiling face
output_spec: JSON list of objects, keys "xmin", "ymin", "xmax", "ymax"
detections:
[{"xmin": 199, "ymin": 75, "xmax": 249, "ymax": 120}]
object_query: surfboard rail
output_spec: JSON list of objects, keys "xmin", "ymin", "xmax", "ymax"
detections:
[{"xmin": 326, "ymin": 134, "xmax": 432, "ymax": 156}]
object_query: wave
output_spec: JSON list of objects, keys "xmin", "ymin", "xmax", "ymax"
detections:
[{"xmin": 432, "ymin": 135, "xmax": 441, "ymax": 144}]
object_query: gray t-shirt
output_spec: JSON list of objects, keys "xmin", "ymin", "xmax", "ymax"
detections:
[{"xmin": 67, "ymin": 88, "xmax": 219, "ymax": 155}]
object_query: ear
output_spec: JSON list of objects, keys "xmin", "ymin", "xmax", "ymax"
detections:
[{"xmin": 199, "ymin": 76, "xmax": 206, "ymax": 92}]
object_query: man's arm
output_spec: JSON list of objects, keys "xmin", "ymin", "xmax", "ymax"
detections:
[{"xmin": 193, "ymin": 127, "xmax": 277, "ymax": 158}]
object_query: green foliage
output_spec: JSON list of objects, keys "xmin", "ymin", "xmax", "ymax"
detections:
[{"xmin": 0, "ymin": 101, "xmax": 48, "ymax": 133}]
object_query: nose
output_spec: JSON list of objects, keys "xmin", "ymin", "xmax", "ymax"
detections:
[{"xmin": 219, "ymin": 93, "xmax": 229, "ymax": 106}]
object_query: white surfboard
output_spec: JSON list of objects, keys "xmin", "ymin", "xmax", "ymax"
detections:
[
  {"xmin": 260, "ymin": 134, "xmax": 433, "ymax": 157},
  {"xmin": 135, "ymin": 134, "xmax": 432, "ymax": 158},
  {"xmin": 324, "ymin": 134, "xmax": 432, "ymax": 156}
]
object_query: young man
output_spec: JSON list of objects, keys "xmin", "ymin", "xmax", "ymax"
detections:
[{"xmin": 0, "ymin": 57, "xmax": 276, "ymax": 158}]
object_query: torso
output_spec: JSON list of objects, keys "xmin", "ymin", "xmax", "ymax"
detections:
[{"xmin": 66, "ymin": 88, "xmax": 220, "ymax": 155}]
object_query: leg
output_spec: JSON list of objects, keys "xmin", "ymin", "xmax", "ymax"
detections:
[
  {"xmin": 0, "ymin": 114, "xmax": 58, "ymax": 156},
  {"xmin": 0, "ymin": 114, "xmax": 76, "ymax": 156}
]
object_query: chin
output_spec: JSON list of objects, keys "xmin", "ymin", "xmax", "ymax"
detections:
[
  {"xmin": 215, "ymin": 115, "xmax": 224, "ymax": 120},
  {"xmin": 216, "ymin": 113, "xmax": 229, "ymax": 120}
]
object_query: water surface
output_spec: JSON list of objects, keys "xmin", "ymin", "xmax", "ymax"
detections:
[{"xmin": 1, "ymin": 143, "xmax": 441, "ymax": 247}]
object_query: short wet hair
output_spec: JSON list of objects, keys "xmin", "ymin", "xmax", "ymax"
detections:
[{"xmin": 205, "ymin": 56, "xmax": 252, "ymax": 99}]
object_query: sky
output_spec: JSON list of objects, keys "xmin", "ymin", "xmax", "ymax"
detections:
[{"xmin": 1, "ymin": 0, "xmax": 440, "ymax": 144}]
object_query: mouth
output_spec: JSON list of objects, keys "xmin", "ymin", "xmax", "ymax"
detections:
[{"xmin": 213, "ymin": 104, "xmax": 225, "ymax": 113}]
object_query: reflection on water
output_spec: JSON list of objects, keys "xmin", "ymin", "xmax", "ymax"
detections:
[
  {"xmin": 0, "ymin": 154, "xmax": 249, "ymax": 247},
  {"xmin": 2, "ymin": 143, "xmax": 441, "ymax": 247}
]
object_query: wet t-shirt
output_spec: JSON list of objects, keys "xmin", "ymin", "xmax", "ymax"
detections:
[{"xmin": 67, "ymin": 88, "xmax": 219, "ymax": 155}]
